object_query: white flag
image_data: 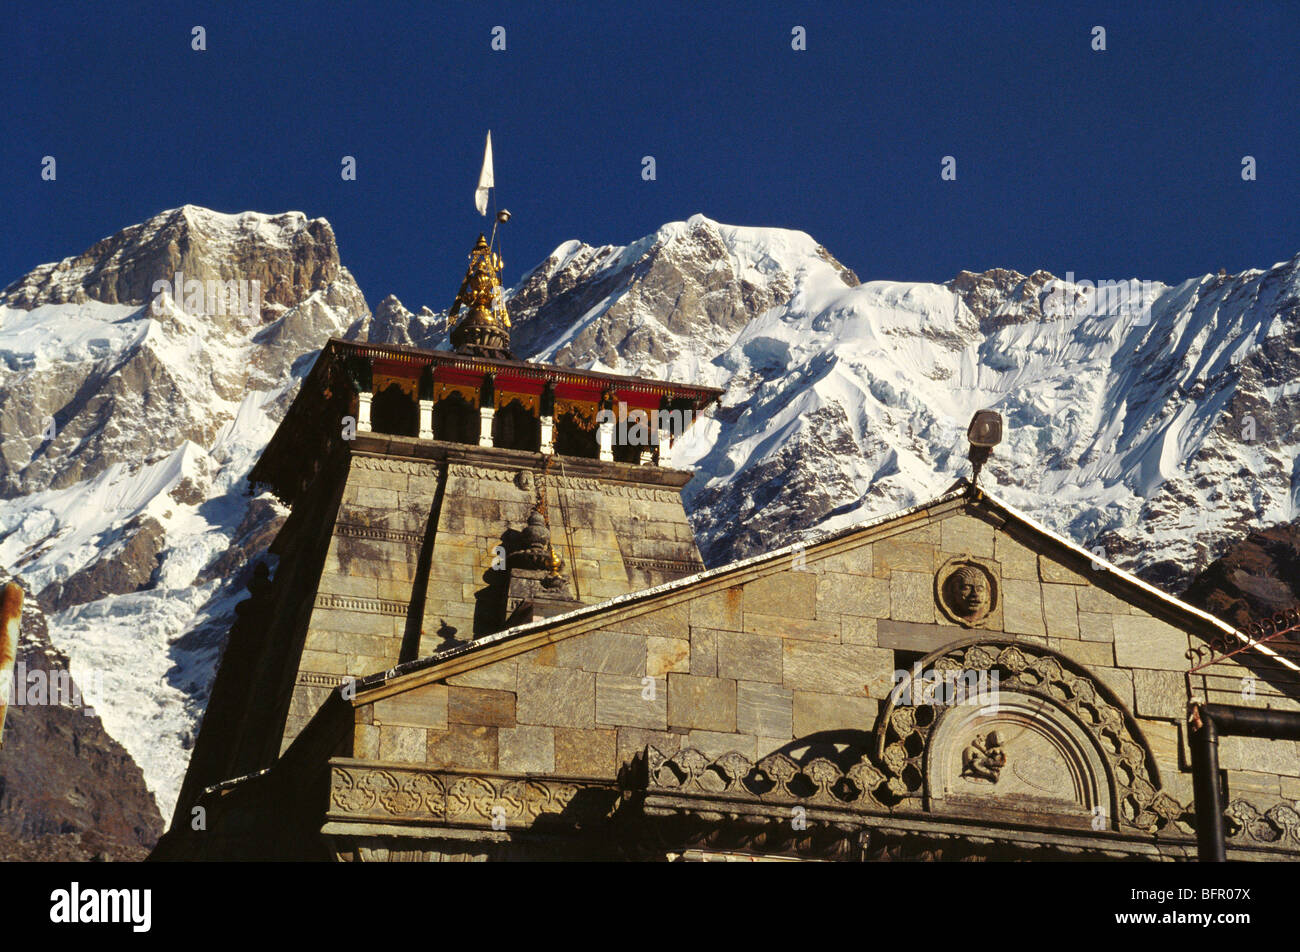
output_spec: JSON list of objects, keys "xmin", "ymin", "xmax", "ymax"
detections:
[{"xmin": 475, "ymin": 131, "xmax": 494, "ymax": 216}]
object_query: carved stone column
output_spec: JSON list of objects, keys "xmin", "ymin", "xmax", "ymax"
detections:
[
  {"xmin": 418, "ymin": 364, "xmax": 434, "ymax": 440},
  {"xmin": 357, "ymin": 392, "xmax": 373, "ymax": 433},
  {"xmin": 539, "ymin": 414, "xmax": 555, "ymax": 455},
  {"xmin": 597, "ymin": 420, "xmax": 614, "ymax": 462},
  {"xmin": 479, "ymin": 407, "xmax": 495, "ymax": 447}
]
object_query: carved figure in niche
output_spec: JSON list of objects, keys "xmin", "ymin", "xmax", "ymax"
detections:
[
  {"xmin": 941, "ymin": 563, "xmax": 993, "ymax": 626},
  {"xmin": 961, "ymin": 730, "xmax": 1006, "ymax": 783}
]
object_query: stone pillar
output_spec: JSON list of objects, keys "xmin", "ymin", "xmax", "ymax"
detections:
[
  {"xmin": 357, "ymin": 392, "xmax": 373, "ymax": 433},
  {"xmin": 597, "ymin": 420, "xmax": 614, "ymax": 462},
  {"xmin": 418, "ymin": 399, "xmax": 434, "ymax": 440},
  {"xmin": 479, "ymin": 407, "xmax": 495, "ymax": 447},
  {"xmin": 539, "ymin": 414, "xmax": 555, "ymax": 455},
  {"xmin": 639, "ymin": 448, "xmax": 654, "ymax": 465},
  {"xmin": 657, "ymin": 437, "xmax": 672, "ymax": 467}
]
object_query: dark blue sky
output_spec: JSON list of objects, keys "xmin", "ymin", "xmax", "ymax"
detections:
[{"xmin": 7, "ymin": 1, "xmax": 1298, "ymax": 310}]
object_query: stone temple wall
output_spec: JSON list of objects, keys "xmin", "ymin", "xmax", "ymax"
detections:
[
  {"xmin": 280, "ymin": 437, "xmax": 704, "ymax": 752},
  {"xmin": 332, "ymin": 497, "xmax": 1300, "ymax": 858}
]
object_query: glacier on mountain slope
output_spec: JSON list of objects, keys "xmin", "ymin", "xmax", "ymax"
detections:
[
  {"xmin": 0, "ymin": 222, "xmax": 364, "ymax": 820},
  {"xmin": 507, "ymin": 216, "xmax": 1300, "ymax": 576}
]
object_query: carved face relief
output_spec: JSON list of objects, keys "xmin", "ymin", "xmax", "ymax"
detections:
[
  {"xmin": 949, "ymin": 567, "xmax": 989, "ymax": 615},
  {"xmin": 936, "ymin": 559, "xmax": 997, "ymax": 627}
]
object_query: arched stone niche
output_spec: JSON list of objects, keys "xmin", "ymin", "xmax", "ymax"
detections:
[
  {"xmin": 925, "ymin": 692, "xmax": 1109, "ymax": 829},
  {"xmin": 877, "ymin": 639, "xmax": 1185, "ymax": 834}
]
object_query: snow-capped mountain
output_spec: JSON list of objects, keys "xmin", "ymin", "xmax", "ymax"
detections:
[
  {"xmin": 395, "ymin": 214, "xmax": 1300, "ymax": 588},
  {"xmin": 0, "ymin": 206, "xmax": 370, "ymax": 826},
  {"xmin": 2, "ymin": 206, "xmax": 1296, "ymax": 834}
]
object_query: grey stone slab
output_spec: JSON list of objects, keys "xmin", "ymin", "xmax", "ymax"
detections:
[
  {"xmin": 596, "ymin": 673, "xmax": 667, "ymax": 729},
  {"xmin": 716, "ymin": 630, "xmax": 783, "ymax": 683},
  {"xmin": 1113, "ymin": 615, "xmax": 1189, "ymax": 670},
  {"xmin": 516, "ymin": 665, "xmax": 594, "ymax": 728},
  {"xmin": 890, "ymin": 571, "xmax": 936, "ymax": 624},
  {"xmin": 378, "ymin": 725, "xmax": 428, "ymax": 764},
  {"xmin": 1001, "ymin": 578, "xmax": 1045, "ymax": 636},
  {"xmin": 940, "ymin": 515, "xmax": 995, "ymax": 558},
  {"xmin": 877, "ymin": 619, "xmax": 970, "ymax": 653},
  {"xmin": 565, "ymin": 629, "xmax": 646, "ymax": 676},
  {"xmin": 736, "ymin": 681, "xmax": 793, "ymax": 738},
  {"xmin": 373, "ymin": 684, "xmax": 448, "ymax": 730},
  {"xmin": 743, "ymin": 571, "xmax": 816, "ymax": 619},
  {"xmin": 782, "ymin": 642, "xmax": 894, "ymax": 698},
  {"xmin": 1078, "ymin": 611, "xmax": 1115, "ymax": 643},
  {"xmin": 1132, "ymin": 668, "xmax": 1187, "ymax": 720},
  {"xmin": 498, "ymin": 724, "xmax": 555, "ymax": 774},
  {"xmin": 792, "ymin": 691, "xmax": 879, "ymax": 736},
  {"xmin": 816, "ymin": 573, "xmax": 890, "ymax": 618},
  {"xmin": 666, "ymin": 673, "xmax": 737, "ymax": 733}
]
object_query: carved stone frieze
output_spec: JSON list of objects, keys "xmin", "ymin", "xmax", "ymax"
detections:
[
  {"xmin": 624, "ymin": 556, "xmax": 703, "ymax": 575},
  {"xmin": 327, "ymin": 760, "xmax": 618, "ymax": 830},
  {"xmin": 334, "ymin": 522, "xmax": 426, "ymax": 546},
  {"xmin": 447, "ymin": 463, "xmax": 682, "ymax": 502},
  {"xmin": 351, "ymin": 455, "xmax": 439, "ymax": 477},
  {"xmin": 637, "ymin": 746, "xmax": 886, "ymax": 808},
  {"xmin": 296, "ymin": 671, "xmax": 349, "ymax": 688},
  {"xmin": 1225, "ymin": 798, "xmax": 1300, "ymax": 848},
  {"xmin": 314, "ymin": 593, "xmax": 409, "ymax": 616}
]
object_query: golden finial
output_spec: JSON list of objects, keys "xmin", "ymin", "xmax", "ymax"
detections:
[{"xmin": 449, "ymin": 225, "xmax": 512, "ymax": 357}]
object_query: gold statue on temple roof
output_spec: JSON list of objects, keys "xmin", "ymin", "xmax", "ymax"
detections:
[
  {"xmin": 449, "ymin": 225, "xmax": 513, "ymax": 358},
  {"xmin": 450, "ymin": 234, "xmax": 510, "ymax": 329}
]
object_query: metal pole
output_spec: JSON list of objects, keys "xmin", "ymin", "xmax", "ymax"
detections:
[
  {"xmin": 1189, "ymin": 708, "xmax": 1224, "ymax": 862},
  {"xmin": 1190, "ymin": 703, "xmax": 1300, "ymax": 861},
  {"xmin": 1203, "ymin": 703, "xmax": 1300, "ymax": 739}
]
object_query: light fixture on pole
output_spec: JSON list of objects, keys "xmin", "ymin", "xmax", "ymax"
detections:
[{"xmin": 966, "ymin": 410, "xmax": 1003, "ymax": 489}]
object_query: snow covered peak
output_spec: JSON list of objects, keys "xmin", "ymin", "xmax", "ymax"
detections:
[
  {"xmin": 499, "ymin": 215, "xmax": 859, "ymax": 384},
  {"xmin": 1, "ymin": 204, "xmax": 347, "ymax": 312}
]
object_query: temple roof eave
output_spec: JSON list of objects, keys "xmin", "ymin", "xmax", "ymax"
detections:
[{"xmin": 324, "ymin": 337, "xmax": 726, "ymax": 404}]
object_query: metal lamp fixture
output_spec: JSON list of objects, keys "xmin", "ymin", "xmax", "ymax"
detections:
[{"xmin": 967, "ymin": 410, "xmax": 1003, "ymax": 488}]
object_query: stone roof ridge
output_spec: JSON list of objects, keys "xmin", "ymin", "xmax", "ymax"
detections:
[{"xmin": 973, "ymin": 485, "xmax": 1240, "ymax": 640}]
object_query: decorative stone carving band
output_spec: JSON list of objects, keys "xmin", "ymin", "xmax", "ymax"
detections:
[
  {"xmin": 447, "ymin": 464, "xmax": 682, "ymax": 502},
  {"xmin": 624, "ymin": 556, "xmax": 703, "ymax": 575},
  {"xmin": 638, "ymin": 746, "xmax": 887, "ymax": 809},
  {"xmin": 1225, "ymin": 799, "xmax": 1300, "ymax": 848},
  {"xmin": 334, "ymin": 523, "xmax": 426, "ymax": 546},
  {"xmin": 297, "ymin": 671, "xmax": 350, "ymax": 688},
  {"xmin": 351, "ymin": 456, "xmax": 439, "ymax": 477},
  {"xmin": 314, "ymin": 593, "xmax": 409, "ymax": 616},
  {"xmin": 327, "ymin": 761, "xmax": 617, "ymax": 829}
]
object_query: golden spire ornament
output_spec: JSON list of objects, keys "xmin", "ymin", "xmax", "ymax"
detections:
[{"xmin": 448, "ymin": 212, "xmax": 513, "ymax": 358}]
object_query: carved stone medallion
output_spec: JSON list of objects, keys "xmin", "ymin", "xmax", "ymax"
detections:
[{"xmin": 935, "ymin": 556, "xmax": 998, "ymax": 627}]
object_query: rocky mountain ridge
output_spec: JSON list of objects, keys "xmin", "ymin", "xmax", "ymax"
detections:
[{"xmin": 0, "ymin": 572, "xmax": 163, "ymax": 861}]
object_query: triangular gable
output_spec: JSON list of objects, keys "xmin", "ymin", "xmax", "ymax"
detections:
[{"xmin": 352, "ymin": 482, "xmax": 1278, "ymax": 704}]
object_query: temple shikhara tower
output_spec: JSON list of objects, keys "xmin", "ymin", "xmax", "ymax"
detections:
[{"xmin": 156, "ymin": 216, "xmax": 1300, "ymax": 863}]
